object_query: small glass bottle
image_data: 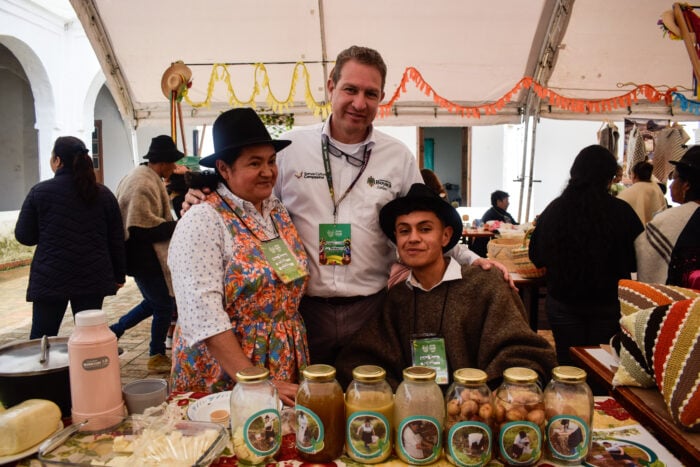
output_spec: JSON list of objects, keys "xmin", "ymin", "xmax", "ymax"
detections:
[
  {"xmin": 345, "ymin": 365, "xmax": 394, "ymax": 463},
  {"xmin": 544, "ymin": 366, "xmax": 593, "ymax": 465},
  {"xmin": 444, "ymin": 369, "xmax": 494, "ymax": 467},
  {"xmin": 394, "ymin": 366, "xmax": 445, "ymax": 465},
  {"xmin": 295, "ymin": 364, "xmax": 345, "ymax": 462},
  {"xmin": 494, "ymin": 367, "xmax": 544, "ymax": 466},
  {"xmin": 230, "ymin": 367, "xmax": 280, "ymax": 465}
]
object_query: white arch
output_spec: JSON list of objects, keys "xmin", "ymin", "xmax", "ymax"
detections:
[{"xmin": 0, "ymin": 35, "xmax": 55, "ymax": 180}]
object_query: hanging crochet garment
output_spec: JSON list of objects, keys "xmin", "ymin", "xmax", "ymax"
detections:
[
  {"xmin": 626, "ymin": 125, "xmax": 648, "ymax": 178},
  {"xmin": 652, "ymin": 125, "xmax": 690, "ymax": 184}
]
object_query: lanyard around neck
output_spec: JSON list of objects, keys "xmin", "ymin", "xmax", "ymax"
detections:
[
  {"xmin": 411, "ymin": 282, "xmax": 450, "ymax": 338},
  {"xmin": 321, "ymin": 137, "xmax": 371, "ymax": 221},
  {"xmin": 216, "ymin": 190, "xmax": 279, "ymax": 242}
]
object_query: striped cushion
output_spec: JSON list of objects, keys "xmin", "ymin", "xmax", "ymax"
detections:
[
  {"xmin": 618, "ymin": 279, "xmax": 700, "ymax": 316},
  {"xmin": 613, "ymin": 298, "xmax": 700, "ymax": 430}
]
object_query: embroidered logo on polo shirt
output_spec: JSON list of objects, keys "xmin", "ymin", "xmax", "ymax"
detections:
[
  {"xmin": 294, "ymin": 171, "xmax": 325, "ymax": 179},
  {"xmin": 367, "ymin": 176, "xmax": 392, "ymax": 190}
]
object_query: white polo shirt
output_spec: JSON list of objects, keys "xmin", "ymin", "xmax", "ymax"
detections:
[{"xmin": 275, "ymin": 119, "xmax": 422, "ymax": 297}]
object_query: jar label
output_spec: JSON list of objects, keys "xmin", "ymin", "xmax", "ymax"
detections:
[
  {"xmin": 397, "ymin": 416, "xmax": 442, "ymax": 465},
  {"xmin": 546, "ymin": 414, "xmax": 590, "ymax": 461},
  {"xmin": 82, "ymin": 356, "xmax": 109, "ymax": 371},
  {"xmin": 498, "ymin": 421, "xmax": 542, "ymax": 466},
  {"xmin": 346, "ymin": 411, "xmax": 391, "ymax": 460},
  {"xmin": 242, "ymin": 408, "xmax": 281, "ymax": 457},
  {"xmin": 295, "ymin": 406, "xmax": 325, "ymax": 454},
  {"xmin": 447, "ymin": 421, "xmax": 492, "ymax": 467}
]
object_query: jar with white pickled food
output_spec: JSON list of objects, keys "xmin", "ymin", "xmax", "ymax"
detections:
[
  {"xmin": 394, "ymin": 366, "xmax": 445, "ymax": 465},
  {"xmin": 230, "ymin": 367, "xmax": 280, "ymax": 465},
  {"xmin": 494, "ymin": 367, "xmax": 544, "ymax": 466},
  {"xmin": 345, "ymin": 365, "xmax": 394, "ymax": 463},
  {"xmin": 544, "ymin": 366, "xmax": 593, "ymax": 464},
  {"xmin": 444, "ymin": 369, "xmax": 494, "ymax": 467}
]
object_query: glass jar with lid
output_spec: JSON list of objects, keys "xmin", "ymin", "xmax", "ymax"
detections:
[
  {"xmin": 345, "ymin": 365, "xmax": 394, "ymax": 463},
  {"xmin": 444, "ymin": 369, "xmax": 494, "ymax": 467},
  {"xmin": 295, "ymin": 364, "xmax": 345, "ymax": 462},
  {"xmin": 229, "ymin": 367, "xmax": 280, "ymax": 465},
  {"xmin": 544, "ymin": 366, "xmax": 593, "ymax": 464},
  {"xmin": 494, "ymin": 367, "xmax": 545, "ymax": 466},
  {"xmin": 394, "ymin": 366, "xmax": 445, "ymax": 465}
]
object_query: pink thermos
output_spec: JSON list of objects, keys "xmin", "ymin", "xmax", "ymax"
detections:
[{"xmin": 68, "ymin": 310, "xmax": 124, "ymax": 425}]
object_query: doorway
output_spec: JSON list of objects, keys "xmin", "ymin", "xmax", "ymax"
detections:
[{"xmin": 418, "ymin": 127, "xmax": 470, "ymax": 205}]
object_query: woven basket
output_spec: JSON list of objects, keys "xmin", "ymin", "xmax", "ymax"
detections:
[
  {"xmin": 511, "ymin": 229, "xmax": 546, "ymax": 278},
  {"xmin": 486, "ymin": 237, "xmax": 522, "ymax": 272}
]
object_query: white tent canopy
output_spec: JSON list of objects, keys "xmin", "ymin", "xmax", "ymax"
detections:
[{"xmin": 70, "ymin": 0, "xmax": 698, "ymax": 128}]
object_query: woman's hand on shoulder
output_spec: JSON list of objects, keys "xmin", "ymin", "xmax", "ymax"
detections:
[{"xmin": 272, "ymin": 380, "xmax": 298, "ymax": 407}]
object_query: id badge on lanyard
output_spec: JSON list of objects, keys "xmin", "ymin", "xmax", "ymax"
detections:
[
  {"xmin": 318, "ymin": 223, "xmax": 351, "ymax": 265},
  {"xmin": 260, "ymin": 237, "xmax": 307, "ymax": 284},
  {"xmin": 410, "ymin": 334, "xmax": 449, "ymax": 384}
]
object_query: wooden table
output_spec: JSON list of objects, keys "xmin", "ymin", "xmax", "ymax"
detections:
[
  {"xmin": 460, "ymin": 229, "xmax": 494, "ymax": 245},
  {"xmin": 571, "ymin": 346, "xmax": 700, "ymax": 465},
  {"xmin": 511, "ymin": 272, "xmax": 545, "ymax": 331}
]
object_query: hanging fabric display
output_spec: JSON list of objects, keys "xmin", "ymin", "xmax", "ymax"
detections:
[
  {"xmin": 653, "ymin": 124, "xmax": 690, "ymax": 183},
  {"xmin": 626, "ymin": 125, "xmax": 648, "ymax": 178},
  {"xmin": 597, "ymin": 121, "xmax": 620, "ymax": 155}
]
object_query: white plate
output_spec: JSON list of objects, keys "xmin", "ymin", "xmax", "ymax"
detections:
[
  {"xmin": 187, "ymin": 391, "xmax": 231, "ymax": 423},
  {"xmin": 0, "ymin": 420, "xmax": 63, "ymax": 465}
]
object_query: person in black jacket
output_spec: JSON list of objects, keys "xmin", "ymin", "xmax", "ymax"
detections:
[
  {"xmin": 471, "ymin": 190, "xmax": 518, "ymax": 257},
  {"xmin": 15, "ymin": 136, "xmax": 126, "ymax": 339},
  {"xmin": 110, "ymin": 136, "xmax": 182, "ymax": 372},
  {"xmin": 529, "ymin": 145, "xmax": 643, "ymax": 366}
]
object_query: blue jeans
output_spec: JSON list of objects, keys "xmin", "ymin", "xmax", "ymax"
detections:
[
  {"xmin": 30, "ymin": 295, "xmax": 105, "ymax": 339},
  {"xmin": 545, "ymin": 295, "xmax": 620, "ymax": 366},
  {"xmin": 110, "ymin": 274, "xmax": 174, "ymax": 356}
]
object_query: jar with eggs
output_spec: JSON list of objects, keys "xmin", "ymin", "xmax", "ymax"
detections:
[
  {"xmin": 543, "ymin": 366, "xmax": 593, "ymax": 464},
  {"xmin": 494, "ymin": 367, "xmax": 545, "ymax": 466},
  {"xmin": 444, "ymin": 368, "xmax": 495, "ymax": 467}
]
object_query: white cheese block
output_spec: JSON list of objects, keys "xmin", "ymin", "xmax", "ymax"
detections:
[{"xmin": 0, "ymin": 399, "xmax": 61, "ymax": 456}]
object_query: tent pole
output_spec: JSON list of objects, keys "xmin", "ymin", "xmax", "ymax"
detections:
[{"xmin": 317, "ymin": 0, "xmax": 330, "ymax": 102}]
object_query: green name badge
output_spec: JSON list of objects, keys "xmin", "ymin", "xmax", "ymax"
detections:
[
  {"xmin": 411, "ymin": 337, "xmax": 449, "ymax": 384},
  {"xmin": 318, "ymin": 223, "xmax": 352, "ymax": 266},
  {"xmin": 260, "ymin": 237, "xmax": 307, "ymax": 284}
]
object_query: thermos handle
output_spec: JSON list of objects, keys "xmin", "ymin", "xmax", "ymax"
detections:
[{"xmin": 40, "ymin": 335, "xmax": 49, "ymax": 364}]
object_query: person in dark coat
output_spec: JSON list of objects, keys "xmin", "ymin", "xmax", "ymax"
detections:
[
  {"xmin": 15, "ymin": 136, "xmax": 126, "ymax": 339},
  {"xmin": 471, "ymin": 190, "xmax": 518, "ymax": 257},
  {"xmin": 529, "ymin": 145, "xmax": 643, "ymax": 366}
]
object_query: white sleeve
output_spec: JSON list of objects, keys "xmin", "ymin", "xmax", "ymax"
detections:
[
  {"xmin": 447, "ymin": 243, "xmax": 479, "ymax": 265},
  {"xmin": 168, "ymin": 204, "xmax": 233, "ymax": 345}
]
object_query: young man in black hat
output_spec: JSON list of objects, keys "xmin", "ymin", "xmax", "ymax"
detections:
[
  {"xmin": 335, "ymin": 183, "xmax": 556, "ymax": 389},
  {"xmin": 110, "ymin": 135, "xmax": 183, "ymax": 372}
]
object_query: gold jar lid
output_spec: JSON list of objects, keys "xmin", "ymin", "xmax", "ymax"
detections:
[
  {"xmin": 551, "ymin": 366, "xmax": 587, "ymax": 382},
  {"xmin": 302, "ymin": 364, "xmax": 337, "ymax": 381},
  {"xmin": 403, "ymin": 366, "xmax": 436, "ymax": 382},
  {"xmin": 236, "ymin": 366, "xmax": 270, "ymax": 382},
  {"xmin": 353, "ymin": 365, "xmax": 386, "ymax": 383},
  {"xmin": 453, "ymin": 368, "xmax": 488, "ymax": 385},
  {"xmin": 503, "ymin": 367, "xmax": 538, "ymax": 384}
]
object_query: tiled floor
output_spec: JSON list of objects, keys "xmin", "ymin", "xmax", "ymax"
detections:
[{"xmin": 0, "ymin": 266, "xmax": 171, "ymax": 384}]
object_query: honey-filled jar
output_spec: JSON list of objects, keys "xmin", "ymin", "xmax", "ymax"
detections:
[
  {"xmin": 494, "ymin": 367, "xmax": 545, "ymax": 466},
  {"xmin": 345, "ymin": 365, "xmax": 394, "ymax": 463},
  {"xmin": 394, "ymin": 366, "xmax": 445, "ymax": 465},
  {"xmin": 444, "ymin": 369, "xmax": 494, "ymax": 467},
  {"xmin": 295, "ymin": 364, "xmax": 345, "ymax": 462},
  {"xmin": 544, "ymin": 366, "xmax": 593, "ymax": 465}
]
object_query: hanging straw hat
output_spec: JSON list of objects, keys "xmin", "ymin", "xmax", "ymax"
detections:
[
  {"xmin": 161, "ymin": 61, "xmax": 192, "ymax": 99},
  {"xmin": 660, "ymin": 10, "xmax": 681, "ymax": 38}
]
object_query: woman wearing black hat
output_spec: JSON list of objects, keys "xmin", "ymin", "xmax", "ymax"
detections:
[
  {"xmin": 15, "ymin": 136, "xmax": 126, "ymax": 338},
  {"xmin": 168, "ymin": 108, "xmax": 309, "ymax": 405},
  {"xmin": 636, "ymin": 146, "xmax": 700, "ymax": 287}
]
